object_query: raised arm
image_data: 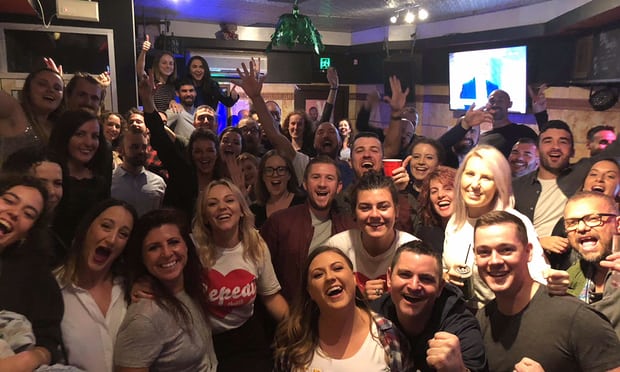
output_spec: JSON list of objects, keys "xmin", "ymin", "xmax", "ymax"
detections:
[
  {"xmin": 236, "ymin": 59, "xmax": 296, "ymax": 161},
  {"xmin": 136, "ymin": 35, "xmax": 151, "ymax": 78},
  {"xmin": 383, "ymin": 75, "xmax": 410, "ymax": 158},
  {"xmin": 0, "ymin": 90, "xmax": 28, "ymax": 137},
  {"xmin": 528, "ymin": 84, "xmax": 549, "ymax": 130},
  {"xmin": 319, "ymin": 67, "xmax": 339, "ymax": 123}
]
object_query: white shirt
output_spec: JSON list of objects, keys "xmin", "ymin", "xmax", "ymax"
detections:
[
  {"xmin": 59, "ymin": 279, "xmax": 127, "ymax": 372},
  {"xmin": 111, "ymin": 166, "xmax": 166, "ymax": 216}
]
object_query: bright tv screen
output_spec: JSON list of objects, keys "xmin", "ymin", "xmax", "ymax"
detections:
[{"xmin": 449, "ymin": 45, "xmax": 527, "ymax": 113}]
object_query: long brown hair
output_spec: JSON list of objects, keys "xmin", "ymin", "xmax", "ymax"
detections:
[{"xmin": 418, "ymin": 166, "xmax": 456, "ymax": 227}]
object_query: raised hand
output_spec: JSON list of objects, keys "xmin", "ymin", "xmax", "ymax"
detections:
[
  {"xmin": 142, "ymin": 34, "xmax": 152, "ymax": 52},
  {"xmin": 137, "ymin": 70, "xmax": 156, "ymax": 113},
  {"xmin": 426, "ymin": 332, "xmax": 466, "ymax": 372},
  {"xmin": 94, "ymin": 71, "xmax": 111, "ymax": 88},
  {"xmin": 528, "ymin": 84, "xmax": 548, "ymax": 113},
  {"xmin": 462, "ymin": 103, "xmax": 493, "ymax": 129},
  {"xmin": 326, "ymin": 66, "xmax": 339, "ymax": 88},
  {"xmin": 43, "ymin": 57, "xmax": 63, "ymax": 76},
  {"xmin": 384, "ymin": 75, "xmax": 410, "ymax": 113},
  {"xmin": 236, "ymin": 58, "xmax": 265, "ymax": 99}
]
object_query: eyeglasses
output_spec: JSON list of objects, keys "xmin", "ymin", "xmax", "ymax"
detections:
[
  {"xmin": 564, "ymin": 213, "xmax": 617, "ymax": 232},
  {"xmin": 263, "ymin": 166, "xmax": 289, "ymax": 176}
]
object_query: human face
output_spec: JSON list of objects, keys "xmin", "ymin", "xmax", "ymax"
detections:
[
  {"xmin": 262, "ymin": 155, "xmax": 291, "ymax": 199},
  {"xmin": 158, "ymin": 54, "xmax": 175, "ymax": 79},
  {"xmin": 203, "ymin": 184, "xmax": 243, "ymax": 235},
  {"xmin": 142, "ymin": 224, "xmax": 188, "ymax": 293},
  {"xmin": 410, "ymin": 143, "xmax": 439, "ymax": 183},
  {"xmin": 177, "ymin": 84, "xmax": 196, "ymax": 107},
  {"xmin": 583, "ymin": 160, "xmax": 620, "ymax": 197},
  {"xmin": 0, "ymin": 186, "xmax": 44, "ymax": 250},
  {"xmin": 588, "ymin": 130, "xmax": 616, "ymax": 156},
  {"xmin": 68, "ymin": 119, "xmax": 100, "ymax": 167},
  {"xmin": 189, "ymin": 58, "xmax": 205, "ymax": 82},
  {"xmin": 304, "ymin": 163, "xmax": 342, "ymax": 212},
  {"xmin": 355, "ymin": 188, "xmax": 397, "ymax": 240},
  {"xmin": 122, "ymin": 132, "xmax": 148, "ymax": 168},
  {"xmin": 32, "ymin": 161, "xmax": 63, "ymax": 211},
  {"xmin": 429, "ymin": 178, "xmax": 454, "ymax": 223},
  {"xmin": 387, "ymin": 252, "xmax": 443, "ymax": 321},
  {"xmin": 486, "ymin": 90, "xmax": 512, "ymax": 121},
  {"xmin": 474, "ymin": 223, "xmax": 532, "ymax": 298},
  {"xmin": 103, "ymin": 114, "xmax": 122, "ymax": 143},
  {"xmin": 313, "ymin": 123, "xmax": 340, "ymax": 158},
  {"xmin": 194, "ymin": 107, "xmax": 216, "ymax": 132},
  {"xmin": 128, "ymin": 113, "xmax": 147, "ymax": 133},
  {"xmin": 191, "ymin": 139, "xmax": 217, "ymax": 175},
  {"xmin": 307, "ymin": 250, "xmax": 357, "ymax": 313},
  {"xmin": 29, "ymin": 70, "xmax": 63, "ymax": 114},
  {"xmin": 565, "ymin": 197, "xmax": 619, "ymax": 263},
  {"xmin": 508, "ymin": 142, "xmax": 539, "ymax": 177},
  {"xmin": 401, "ymin": 121, "xmax": 415, "ymax": 149},
  {"xmin": 461, "ymin": 156, "xmax": 497, "ymax": 218},
  {"xmin": 239, "ymin": 120, "xmax": 261, "ymax": 148},
  {"xmin": 453, "ymin": 127, "xmax": 479, "ymax": 155},
  {"xmin": 240, "ymin": 159, "xmax": 258, "ymax": 187},
  {"xmin": 351, "ymin": 137, "xmax": 383, "ymax": 178},
  {"xmin": 539, "ymin": 128, "xmax": 573, "ymax": 174},
  {"xmin": 220, "ymin": 131, "xmax": 242, "ymax": 159},
  {"xmin": 338, "ymin": 120, "xmax": 351, "ymax": 137},
  {"xmin": 67, "ymin": 79, "xmax": 102, "ymax": 113},
  {"xmin": 82, "ymin": 206, "xmax": 133, "ymax": 275},
  {"xmin": 288, "ymin": 114, "xmax": 304, "ymax": 140},
  {"xmin": 308, "ymin": 107, "xmax": 319, "ymax": 121},
  {"xmin": 266, "ymin": 102, "xmax": 281, "ymax": 124}
]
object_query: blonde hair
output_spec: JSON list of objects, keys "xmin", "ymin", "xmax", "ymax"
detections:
[
  {"xmin": 192, "ymin": 179, "xmax": 265, "ymax": 268},
  {"xmin": 451, "ymin": 145, "xmax": 515, "ymax": 230}
]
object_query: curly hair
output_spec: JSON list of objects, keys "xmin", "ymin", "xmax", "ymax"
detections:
[
  {"xmin": 282, "ymin": 110, "xmax": 315, "ymax": 155},
  {"xmin": 418, "ymin": 166, "xmax": 456, "ymax": 227}
]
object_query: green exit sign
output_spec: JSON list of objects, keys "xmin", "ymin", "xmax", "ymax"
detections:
[{"xmin": 319, "ymin": 57, "xmax": 331, "ymax": 70}]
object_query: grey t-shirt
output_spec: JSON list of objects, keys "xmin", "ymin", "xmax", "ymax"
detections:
[{"xmin": 114, "ymin": 291, "xmax": 217, "ymax": 372}]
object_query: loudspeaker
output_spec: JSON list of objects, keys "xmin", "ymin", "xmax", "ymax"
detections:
[{"xmin": 383, "ymin": 58, "xmax": 415, "ymax": 102}]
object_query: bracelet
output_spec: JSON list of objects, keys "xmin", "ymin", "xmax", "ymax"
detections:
[{"xmin": 330, "ymin": 87, "xmax": 338, "ymax": 91}]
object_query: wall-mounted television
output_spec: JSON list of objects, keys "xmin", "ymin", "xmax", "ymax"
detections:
[{"xmin": 449, "ymin": 45, "xmax": 527, "ymax": 113}]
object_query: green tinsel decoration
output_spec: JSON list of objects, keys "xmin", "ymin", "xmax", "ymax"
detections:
[{"xmin": 266, "ymin": 1, "xmax": 325, "ymax": 54}]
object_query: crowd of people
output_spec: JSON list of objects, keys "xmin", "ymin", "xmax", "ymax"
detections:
[{"xmin": 1, "ymin": 45, "xmax": 620, "ymax": 372}]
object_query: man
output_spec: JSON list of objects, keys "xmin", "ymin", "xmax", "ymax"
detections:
[
  {"xmin": 111, "ymin": 126, "xmax": 166, "ymax": 216},
  {"xmin": 165, "ymin": 79, "xmax": 198, "ymax": 143},
  {"xmin": 308, "ymin": 106, "xmax": 319, "ymax": 122},
  {"xmin": 371, "ymin": 241, "xmax": 487, "ymax": 372},
  {"xmin": 193, "ymin": 105, "xmax": 217, "ymax": 133},
  {"xmin": 474, "ymin": 210, "xmax": 620, "ymax": 372},
  {"xmin": 126, "ymin": 108, "xmax": 168, "ymax": 180},
  {"xmin": 458, "ymin": 89, "xmax": 538, "ymax": 158},
  {"xmin": 238, "ymin": 117, "xmax": 265, "ymax": 157},
  {"xmin": 260, "ymin": 156, "xmax": 355, "ymax": 303},
  {"xmin": 313, "ymin": 121, "xmax": 354, "ymax": 188},
  {"xmin": 508, "ymin": 137, "xmax": 539, "ymax": 178},
  {"xmin": 438, "ymin": 122, "xmax": 480, "ymax": 169},
  {"xmin": 513, "ymin": 120, "xmax": 620, "ymax": 267},
  {"xmin": 587, "ymin": 125, "xmax": 617, "ymax": 156},
  {"xmin": 565, "ymin": 192, "xmax": 620, "ymax": 337},
  {"xmin": 65, "ymin": 72, "xmax": 104, "ymax": 114}
]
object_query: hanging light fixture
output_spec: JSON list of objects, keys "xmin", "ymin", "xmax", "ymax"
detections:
[
  {"xmin": 266, "ymin": 0, "xmax": 324, "ymax": 55},
  {"xmin": 388, "ymin": 3, "xmax": 429, "ymax": 25},
  {"xmin": 404, "ymin": 10, "xmax": 415, "ymax": 23}
]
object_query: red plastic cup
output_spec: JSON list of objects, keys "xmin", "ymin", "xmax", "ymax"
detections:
[{"xmin": 382, "ymin": 158, "xmax": 401, "ymax": 176}]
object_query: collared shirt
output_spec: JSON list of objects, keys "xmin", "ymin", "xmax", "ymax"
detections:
[
  {"xmin": 59, "ymin": 279, "xmax": 127, "ymax": 372},
  {"xmin": 111, "ymin": 166, "xmax": 166, "ymax": 216}
]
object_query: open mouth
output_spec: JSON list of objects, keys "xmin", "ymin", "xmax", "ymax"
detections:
[
  {"xmin": 216, "ymin": 213, "xmax": 232, "ymax": 221},
  {"xmin": 436, "ymin": 200, "xmax": 451, "ymax": 210},
  {"xmin": 402, "ymin": 293, "xmax": 423, "ymax": 304},
  {"xmin": 0, "ymin": 219, "xmax": 13, "ymax": 235},
  {"xmin": 160, "ymin": 260, "xmax": 179, "ymax": 269},
  {"xmin": 591, "ymin": 185, "xmax": 606, "ymax": 193},
  {"xmin": 93, "ymin": 246, "xmax": 112, "ymax": 264},
  {"xmin": 326, "ymin": 285, "xmax": 343, "ymax": 297},
  {"xmin": 414, "ymin": 166, "xmax": 428, "ymax": 172},
  {"xmin": 43, "ymin": 95, "xmax": 56, "ymax": 102},
  {"xmin": 579, "ymin": 236, "xmax": 599, "ymax": 250},
  {"xmin": 361, "ymin": 161, "xmax": 374, "ymax": 169},
  {"xmin": 487, "ymin": 270, "xmax": 509, "ymax": 278}
]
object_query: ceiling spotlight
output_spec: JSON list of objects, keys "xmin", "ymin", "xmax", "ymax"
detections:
[
  {"xmin": 390, "ymin": 15, "xmax": 398, "ymax": 23},
  {"xmin": 404, "ymin": 10, "xmax": 415, "ymax": 23},
  {"xmin": 418, "ymin": 8, "xmax": 428, "ymax": 20}
]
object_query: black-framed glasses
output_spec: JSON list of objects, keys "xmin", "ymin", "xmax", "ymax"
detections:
[
  {"xmin": 564, "ymin": 213, "xmax": 617, "ymax": 232},
  {"xmin": 263, "ymin": 166, "xmax": 289, "ymax": 176}
]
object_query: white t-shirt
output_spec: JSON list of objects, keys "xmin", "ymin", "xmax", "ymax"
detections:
[
  {"xmin": 306, "ymin": 321, "xmax": 388, "ymax": 372},
  {"xmin": 321, "ymin": 229, "xmax": 417, "ymax": 288},
  {"xmin": 533, "ymin": 178, "xmax": 567, "ymax": 237},
  {"xmin": 203, "ymin": 241, "xmax": 281, "ymax": 334},
  {"xmin": 443, "ymin": 208, "xmax": 549, "ymax": 307},
  {"xmin": 59, "ymin": 278, "xmax": 127, "ymax": 372}
]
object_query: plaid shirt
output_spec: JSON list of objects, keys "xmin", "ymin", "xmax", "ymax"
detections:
[{"xmin": 372, "ymin": 312, "xmax": 412, "ymax": 371}]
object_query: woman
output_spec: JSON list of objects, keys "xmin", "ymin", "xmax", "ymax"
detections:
[
  {"xmin": 322, "ymin": 171, "xmax": 417, "ymax": 300},
  {"xmin": 0, "ymin": 174, "xmax": 64, "ymax": 370},
  {"xmin": 274, "ymin": 246, "xmax": 407, "ymax": 372},
  {"xmin": 0, "ymin": 68, "xmax": 64, "ymax": 163},
  {"xmin": 443, "ymin": 145, "xmax": 549, "ymax": 308},
  {"xmin": 238, "ymin": 152, "xmax": 259, "ymax": 202},
  {"xmin": 100, "ymin": 111, "xmax": 127, "ymax": 168},
  {"xmin": 2, "ymin": 146, "xmax": 66, "ymax": 266},
  {"xmin": 250, "ymin": 150, "xmax": 306, "ymax": 228},
  {"xmin": 582, "ymin": 158, "xmax": 620, "ymax": 199},
  {"xmin": 48, "ymin": 109, "xmax": 112, "ymax": 248},
  {"xmin": 186, "ymin": 55, "xmax": 239, "ymax": 109},
  {"xmin": 115, "ymin": 208, "xmax": 217, "ymax": 372},
  {"xmin": 219, "ymin": 126, "xmax": 243, "ymax": 160},
  {"xmin": 338, "ymin": 118, "xmax": 354, "ymax": 163},
  {"xmin": 193, "ymin": 179, "xmax": 288, "ymax": 371},
  {"xmin": 408, "ymin": 137, "xmax": 445, "ymax": 199},
  {"xmin": 416, "ymin": 166, "xmax": 457, "ymax": 254},
  {"xmin": 282, "ymin": 110, "xmax": 315, "ymax": 157},
  {"xmin": 137, "ymin": 38, "xmax": 177, "ymax": 112},
  {"xmin": 56, "ymin": 199, "xmax": 137, "ymax": 372}
]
